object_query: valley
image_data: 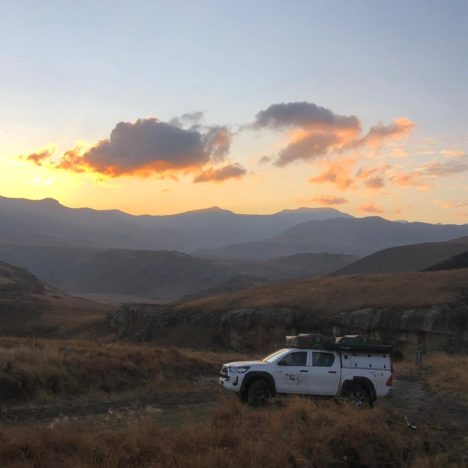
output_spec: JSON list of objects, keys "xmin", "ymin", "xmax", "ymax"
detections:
[{"xmin": 0, "ymin": 195, "xmax": 467, "ymax": 467}]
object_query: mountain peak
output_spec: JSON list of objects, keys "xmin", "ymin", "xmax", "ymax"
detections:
[
  {"xmin": 179, "ymin": 206, "xmax": 234, "ymax": 215},
  {"xmin": 275, "ymin": 207, "xmax": 351, "ymax": 216}
]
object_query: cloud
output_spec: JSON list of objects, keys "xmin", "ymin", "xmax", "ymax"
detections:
[
  {"xmin": 277, "ymin": 132, "xmax": 345, "ymax": 167},
  {"xmin": 25, "ymin": 118, "xmax": 233, "ymax": 178},
  {"xmin": 251, "ymin": 102, "xmax": 415, "ymax": 166},
  {"xmin": 309, "ymin": 158, "xmax": 357, "ymax": 190},
  {"xmin": 388, "ymin": 171, "xmax": 430, "ymax": 190},
  {"xmin": 356, "ymin": 118, "xmax": 415, "ymax": 148},
  {"xmin": 434, "ymin": 199, "xmax": 468, "ymax": 209},
  {"xmin": 420, "ymin": 159, "xmax": 468, "ymax": 177},
  {"xmin": 309, "ymin": 195, "xmax": 348, "ymax": 206},
  {"xmin": 355, "ymin": 166, "xmax": 389, "ymax": 190},
  {"xmin": 387, "ymin": 156, "xmax": 468, "ymax": 189},
  {"xmin": 253, "ymin": 102, "xmax": 360, "ymax": 131},
  {"xmin": 21, "ymin": 145, "xmax": 56, "ymax": 166},
  {"xmin": 359, "ymin": 201, "xmax": 384, "ymax": 214},
  {"xmin": 252, "ymin": 102, "xmax": 361, "ymax": 166},
  {"xmin": 193, "ymin": 163, "xmax": 246, "ymax": 183},
  {"xmin": 257, "ymin": 155, "xmax": 273, "ymax": 164},
  {"xmin": 364, "ymin": 175, "xmax": 385, "ymax": 189},
  {"xmin": 441, "ymin": 149, "xmax": 466, "ymax": 159}
]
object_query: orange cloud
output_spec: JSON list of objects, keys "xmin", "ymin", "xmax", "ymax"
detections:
[
  {"xmin": 309, "ymin": 195, "xmax": 348, "ymax": 206},
  {"xmin": 22, "ymin": 118, "xmax": 233, "ymax": 180},
  {"xmin": 20, "ymin": 145, "xmax": 56, "ymax": 166},
  {"xmin": 355, "ymin": 165, "xmax": 390, "ymax": 190},
  {"xmin": 357, "ymin": 118, "xmax": 415, "ymax": 148},
  {"xmin": 389, "ymin": 171, "xmax": 430, "ymax": 190},
  {"xmin": 309, "ymin": 158, "xmax": 357, "ymax": 190},
  {"xmin": 434, "ymin": 200, "xmax": 468, "ymax": 209},
  {"xmin": 193, "ymin": 163, "xmax": 247, "ymax": 183},
  {"xmin": 252, "ymin": 102, "xmax": 415, "ymax": 166},
  {"xmin": 359, "ymin": 201, "xmax": 384, "ymax": 214}
]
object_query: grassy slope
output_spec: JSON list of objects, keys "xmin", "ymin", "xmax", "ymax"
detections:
[
  {"xmin": 0, "ymin": 337, "xmax": 243, "ymax": 402},
  {"xmin": 0, "ymin": 260, "xmax": 112, "ymax": 338},
  {"xmin": 176, "ymin": 268, "xmax": 468, "ymax": 316}
]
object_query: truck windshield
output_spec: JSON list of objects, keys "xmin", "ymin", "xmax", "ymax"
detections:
[{"xmin": 262, "ymin": 349, "xmax": 288, "ymax": 363}]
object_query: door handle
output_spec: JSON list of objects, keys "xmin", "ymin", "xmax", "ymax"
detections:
[
  {"xmin": 328, "ymin": 371, "xmax": 337, "ymax": 374},
  {"xmin": 300, "ymin": 370, "xmax": 308, "ymax": 373}
]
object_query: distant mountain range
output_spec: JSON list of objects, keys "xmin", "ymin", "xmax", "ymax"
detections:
[
  {"xmin": 201, "ymin": 217, "xmax": 468, "ymax": 258},
  {"xmin": 1, "ymin": 195, "xmax": 467, "ymax": 302},
  {"xmin": 0, "ymin": 196, "xmax": 352, "ymax": 251}
]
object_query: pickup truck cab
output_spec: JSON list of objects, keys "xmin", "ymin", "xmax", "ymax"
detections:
[{"xmin": 219, "ymin": 338, "xmax": 393, "ymax": 407}]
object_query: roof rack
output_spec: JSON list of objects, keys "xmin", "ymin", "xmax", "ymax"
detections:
[{"xmin": 285, "ymin": 333, "xmax": 392, "ymax": 353}]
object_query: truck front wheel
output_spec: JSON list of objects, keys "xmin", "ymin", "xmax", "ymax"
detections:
[{"xmin": 246, "ymin": 379, "xmax": 271, "ymax": 407}]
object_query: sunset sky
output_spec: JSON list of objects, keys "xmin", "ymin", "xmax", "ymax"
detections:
[{"xmin": 1, "ymin": 1, "xmax": 467, "ymax": 223}]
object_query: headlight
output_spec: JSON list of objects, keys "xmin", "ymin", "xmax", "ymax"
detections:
[{"xmin": 229, "ymin": 366, "xmax": 250, "ymax": 374}]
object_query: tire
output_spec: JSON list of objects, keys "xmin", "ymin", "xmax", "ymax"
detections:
[
  {"xmin": 247, "ymin": 379, "xmax": 271, "ymax": 407},
  {"xmin": 343, "ymin": 384, "xmax": 371, "ymax": 408}
]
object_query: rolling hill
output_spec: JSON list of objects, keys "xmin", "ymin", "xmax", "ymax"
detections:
[
  {"xmin": 202, "ymin": 216, "xmax": 468, "ymax": 258},
  {"xmin": 0, "ymin": 244, "xmax": 357, "ymax": 302},
  {"xmin": 0, "ymin": 260, "xmax": 111, "ymax": 337},
  {"xmin": 425, "ymin": 250, "xmax": 468, "ymax": 271},
  {"xmin": 333, "ymin": 237, "xmax": 468, "ymax": 275}
]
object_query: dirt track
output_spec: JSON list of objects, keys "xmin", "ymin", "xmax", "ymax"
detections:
[{"xmin": 1, "ymin": 376, "xmax": 467, "ymax": 459}]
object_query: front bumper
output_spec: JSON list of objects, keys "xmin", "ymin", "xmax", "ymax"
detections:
[{"xmin": 218, "ymin": 367, "xmax": 242, "ymax": 392}]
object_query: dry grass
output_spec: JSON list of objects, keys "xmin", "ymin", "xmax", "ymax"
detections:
[
  {"xmin": 0, "ymin": 337, "xmax": 229, "ymax": 402},
  {"xmin": 423, "ymin": 353, "xmax": 468, "ymax": 401},
  {"xmin": 179, "ymin": 268, "xmax": 468, "ymax": 316},
  {"xmin": 394, "ymin": 352, "xmax": 468, "ymax": 402},
  {"xmin": 0, "ymin": 397, "xmax": 441, "ymax": 468}
]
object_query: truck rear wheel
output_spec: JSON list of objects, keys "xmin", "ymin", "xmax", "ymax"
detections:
[
  {"xmin": 343, "ymin": 384, "xmax": 371, "ymax": 408},
  {"xmin": 247, "ymin": 379, "xmax": 271, "ymax": 407}
]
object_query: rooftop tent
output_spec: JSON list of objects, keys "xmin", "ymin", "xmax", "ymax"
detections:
[
  {"xmin": 285, "ymin": 333, "xmax": 333, "ymax": 348},
  {"xmin": 286, "ymin": 333, "xmax": 392, "ymax": 353}
]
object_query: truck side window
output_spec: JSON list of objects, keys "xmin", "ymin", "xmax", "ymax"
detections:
[
  {"xmin": 278, "ymin": 351, "xmax": 307, "ymax": 366},
  {"xmin": 312, "ymin": 352, "xmax": 335, "ymax": 367}
]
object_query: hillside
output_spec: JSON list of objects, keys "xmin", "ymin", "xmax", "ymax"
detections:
[
  {"xmin": 0, "ymin": 196, "xmax": 351, "ymax": 252},
  {"xmin": 0, "ymin": 260, "xmax": 112, "ymax": 337},
  {"xmin": 202, "ymin": 217, "xmax": 468, "ymax": 258},
  {"xmin": 0, "ymin": 244, "xmax": 357, "ymax": 301},
  {"xmin": 112, "ymin": 268, "xmax": 468, "ymax": 351},
  {"xmin": 425, "ymin": 250, "xmax": 468, "ymax": 271},
  {"xmin": 333, "ymin": 237, "xmax": 468, "ymax": 275}
]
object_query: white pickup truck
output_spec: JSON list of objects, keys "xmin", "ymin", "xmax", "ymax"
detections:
[{"xmin": 219, "ymin": 334, "xmax": 393, "ymax": 406}]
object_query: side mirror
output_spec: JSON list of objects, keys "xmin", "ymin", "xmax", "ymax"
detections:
[{"xmin": 277, "ymin": 360, "xmax": 287, "ymax": 366}]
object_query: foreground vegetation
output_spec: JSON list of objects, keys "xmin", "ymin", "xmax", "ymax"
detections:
[
  {"xmin": 0, "ymin": 397, "xmax": 464, "ymax": 468},
  {"xmin": 0, "ymin": 338, "xmax": 241, "ymax": 402},
  {"xmin": 0, "ymin": 337, "xmax": 466, "ymax": 467}
]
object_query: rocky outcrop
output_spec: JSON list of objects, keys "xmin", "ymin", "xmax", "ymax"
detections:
[
  {"xmin": 335, "ymin": 301, "xmax": 468, "ymax": 352},
  {"xmin": 111, "ymin": 296, "xmax": 468, "ymax": 352}
]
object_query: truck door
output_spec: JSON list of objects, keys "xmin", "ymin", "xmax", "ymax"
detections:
[
  {"xmin": 273, "ymin": 350, "xmax": 311, "ymax": 394},
  {"xmin": 307, "ymin": 351, "xmax": 341, "ymax": 395}
]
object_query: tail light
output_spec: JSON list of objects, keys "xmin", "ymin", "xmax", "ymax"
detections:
[{"xmin": 385, "ymin": 363, "xmax": 394, "ymax": 386}]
